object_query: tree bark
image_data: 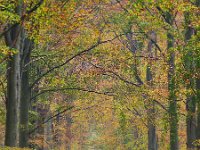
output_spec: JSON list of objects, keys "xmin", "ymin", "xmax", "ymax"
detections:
[
  {"xmin": 19, "ymin": 38, "xmax": 33, "ymax": 147},
  {"xmin": 4, "ymin": 0, "xmax": 23, "ymax": 146},
  {"xmin": 196, "ymin": 79, "xmax": 200, "ymax": 148},
  {"xmin": 166, "ymin": 12, "xmax": 179, "ymax": 149},
  {"xmin": 146, "ymin": 31, "xmax": 158, "ymax": 150},
  {"xmin": 195, "ymin": 1, "xmax": 200, "ymax": 149},
  {"xmin": 44, "ymin": 112, "xmax": 53, "ymax": 150},
  {"xmin": 184, "ymin": 11, "xmax": 196, "ymax": 149},
  {"xmin": 5, "ymin": 37, "xmax": 21, "ymax": 146},
  {"xmin": 126, "ymin": 27, "xmax": 143, "ymax": 85}
]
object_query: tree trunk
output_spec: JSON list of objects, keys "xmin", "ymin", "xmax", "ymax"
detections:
[
  {"xmin": 19, "ymin": 38, "xmax": 33, "ymax": 147},
  {"xmin": 197, "ymin": 79, "xmax": 200, "ymax": 149},
  {"xmin": 44, "ymin": 112, "xmax": 53, "ymax": 150},
  {"xmin": 168, "ymin": 34, "xmax": 178, "ymax": 150},
  {"xmin": 166, "ymin": 12, "xmax": 179, "ymax": 149},
  {"xmin": 4, "ymin": 1, "xmax": 23, "ymax": 146},
  {"xmin": 186, "ymin": 95, "xmax": 196, "ymax": 149},
  {"xmin": 5, "ymin": 39, "xmax": 21, "ymax": 146},
  {"xmin": 146, "ymin": 31, "xmax": 158, "ymax": 150},
  {"xmin": 65, "ymin": 108, "xmax": 72, "ymax": 149},
  {"xmin": 184, "ymin": 11, "xmax": 196, "ymax": 149},
  {"xmin": 195, "ymin": 1, "xmax": 200, "ymax": 149},
  {"xmin": 126, "ymin": 27, "xmax": 143, "ymax": 85}
]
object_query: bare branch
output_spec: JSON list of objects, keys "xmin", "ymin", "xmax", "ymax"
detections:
[
  {"xmin": 31, "ymin": 87, "xmax": 114, "ymax": 100},
  {"xmin": 30, "ymin": 35, "xmax": 124, "ymax": 88},
  {"xmin": 26, "ymin": 0, "xmax": 44, "ymax": 14},
  {"xmin": 85, "ymin": 60, "xmax": 141, "ymax": 87}
]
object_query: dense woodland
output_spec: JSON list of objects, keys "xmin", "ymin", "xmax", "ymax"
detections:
[{"xmin": 0, "ymin": 0, "xmax": 199, "ymax": 150}]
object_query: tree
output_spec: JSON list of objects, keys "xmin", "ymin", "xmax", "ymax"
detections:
[
  {"xmin": 146, "ymin": 31, "xmax": 158, "ymax": 150},
  {"xmin": 2, "ymin": 0, "xmax": 44, "ymax": 147},
  {"xmin": 4, "ymin": 0, "xmax": 23, "ymax": 146},
  {"xmin": 166, "ymin": 11, "xmax": 179, "ymax": 150}
]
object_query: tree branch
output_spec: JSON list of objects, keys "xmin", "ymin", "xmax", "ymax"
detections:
[
  {"xmin": 29, "ymin": 98, "xmax": 112, "ymax": 134},
  {"xmin": 30, "ymin": 35, "xmax": 123, "ymax": 88},
  {"xmin": 0, "ymin": 0, "xmax": 44, "ymax": 39},
  {"xmin": 29, "ymin": 106, "xmax": 74, "ymax": 134},
  {"xmin": 26, "ymin": 0, "xmax": 44, "ymax": 14},
  {"xmin": 84, "ymin": 60, "xmax": 141, "ymax": 87},
  {"xmin": 31, "ymin": 87, "xmax": 114, "ymax": 100}
]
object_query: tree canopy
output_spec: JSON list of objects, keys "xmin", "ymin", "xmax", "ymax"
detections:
[{"xmin": 0, "ymin": 0, "xmax": 200, "ymax": 149}]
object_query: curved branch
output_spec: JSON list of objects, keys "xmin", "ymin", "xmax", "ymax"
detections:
[
  {"xmin": 85, "ymin": 61, "xmax": 141, "ymax": 86},
  {"xmin": 30, "ymin": 35, "xmax": 123, "ymax": 88},
  {"xmin": 27, "ymin": 0, "xmax": 44, "ymax": 14},
  {"xmin": 31, "ymin": 87, "xmax": 114, "ymax": 100}
]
